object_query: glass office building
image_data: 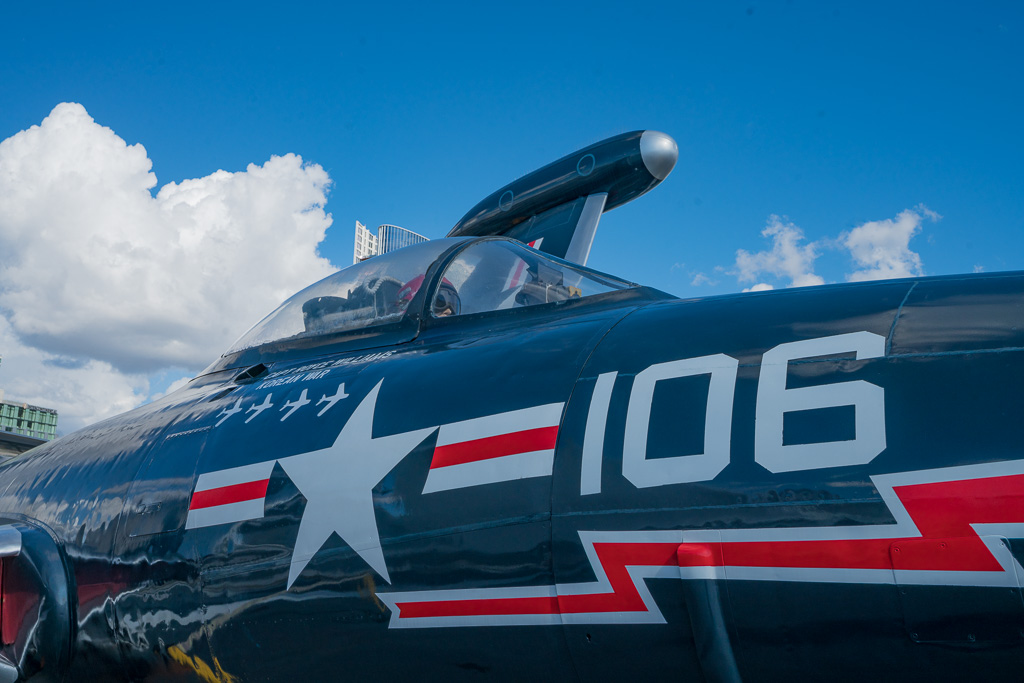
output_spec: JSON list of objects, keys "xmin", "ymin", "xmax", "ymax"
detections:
[
  {"xmin": 0, "ymin": 401, "xmax": 58, "ymax": 441},
  {"xmin": 377, "ymin": 224, "xmax": 429, "ymax": 254},
  {"xmin": 0, "ymin": 356, "xmax": 59, "ymax": 444},
  {"xmin": 353, "ymin": 221, "xmax": 428, "ymax": 263}
]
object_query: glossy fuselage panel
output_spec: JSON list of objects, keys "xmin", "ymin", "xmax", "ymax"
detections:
[
  {"xmin": 159, "ymin": 291, "xmax": 648, "ymax": 680},
  {"xmin": 551, "ymin": 273, "xmax": 1024, "ymax": 680}
]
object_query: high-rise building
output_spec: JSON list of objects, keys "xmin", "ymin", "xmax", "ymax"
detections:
[
  {"xmin": 0, "ymin": 355, "xmax": 59, "ymax": 456},
  {"xmin": 353, "ymin": 221, "xmax": 428, "ymax": 264},
  {"xmin": 0, "ymin": 402, "xmax": 58, "ymax": 441},
  {"xmin": 353, "ymin": 221, "xmax": 379, "ymax": 263}
]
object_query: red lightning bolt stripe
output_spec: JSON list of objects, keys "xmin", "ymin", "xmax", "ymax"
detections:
[{"xmin": 379, "ymin": 461, "xmax": 1024, "ymax": 628}]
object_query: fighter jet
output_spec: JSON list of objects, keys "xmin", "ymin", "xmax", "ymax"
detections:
[{"xmin": 0, "ymin": 131, "xmax": 1021, "ymax": 682}]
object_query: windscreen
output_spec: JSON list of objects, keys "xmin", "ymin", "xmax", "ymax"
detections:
[
  {"xmin": 433, "ymin": 239, "xmax": 633, "ymax": 317},
  {"xmin": 226, "ymin": 239, "xmax": 463, "ymax": 354}
]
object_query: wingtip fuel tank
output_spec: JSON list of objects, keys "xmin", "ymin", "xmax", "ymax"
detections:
[{"xmin": 448, "ymin": 129, "xmax": 678, "ymax": 240}]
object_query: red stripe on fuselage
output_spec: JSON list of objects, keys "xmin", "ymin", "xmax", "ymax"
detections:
[
  {"xmin": 394, "ymin": 473, "xmax": 1024, "ymax": 620},
  {"xmin": 431, "ymin": 426, "xmax": 559, "ymax": 469},
  {"xmin": 396, "ymin": 543, "xmax": 677, "ymax": 618},
  {"xmin": 189, "ymin": 479, "xmax": 270, "ymax": 511}
]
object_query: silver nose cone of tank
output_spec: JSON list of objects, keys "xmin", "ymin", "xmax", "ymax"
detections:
[{"xmin": 639, "ymin": 130, "xmax": 678, "ymax": 181}]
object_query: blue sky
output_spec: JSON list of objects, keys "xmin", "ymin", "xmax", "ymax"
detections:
[{"xmin": 1, "ymin": 2, "xmax": 1022, "ymax": 430}]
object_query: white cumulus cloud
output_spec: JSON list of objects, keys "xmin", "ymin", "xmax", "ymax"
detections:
[
  {"xmin": 0, "ymin": 316, "xmax": 148, "ymax": 430},
  {"xmin": 0, "ymin": 103, "xmax": 339, "ymax": 432},
  {"xmin": 728, "ymin": 207, "xmax": 939, "ymax": 292},
  {"xmin": 690, "ymin": 272, "xmax": 717, "ymax": 287},
  {"xmin": 842, "ymin": 206, "xmax": 936, "ymax": 282},
  {"xmin": 732, "ymin": 215, "xmax": 825, "ymax": 290},
  {"xmin": 744, "ymin": 283, "xmax": 774, "ymax": 292}
]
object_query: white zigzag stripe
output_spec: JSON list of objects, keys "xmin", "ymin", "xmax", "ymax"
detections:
[{"xmin": 379, "ymin": 459, "xmax": 1024, "ymax": 628}]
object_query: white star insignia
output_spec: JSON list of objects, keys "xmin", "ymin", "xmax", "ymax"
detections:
[{"xmin": 277, "ymin": 381, "xmax": 434, "ymax": 587}]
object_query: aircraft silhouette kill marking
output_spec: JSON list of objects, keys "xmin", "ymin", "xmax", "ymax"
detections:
[
  {"xmin": 315, "ymin": 383, "xmax": 349, "ymax": 416},
  {"xmin": 279, "ymin": 389, "xmax": 311, "ymax": 421}
]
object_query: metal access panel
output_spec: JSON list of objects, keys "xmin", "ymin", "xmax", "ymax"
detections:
[
  {"xmin": 891, "ymin": 536, "xmax": 1024, "ymax": 645},
  {"xmin": 676, "ymin": 540, "xmax": 742, "ymax": 683}
]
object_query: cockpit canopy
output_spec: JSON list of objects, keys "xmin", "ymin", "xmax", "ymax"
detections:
[
  {"xmin": 225, "ymin": 239, "xmax": 461, "ymax": 354},
  {"xmin": 225, "ymin": 237, "xmax": 633, "ymax": 356},
  {"xmin": 436, "ymin": 239, "xmax": 630, "ymax": 316}
]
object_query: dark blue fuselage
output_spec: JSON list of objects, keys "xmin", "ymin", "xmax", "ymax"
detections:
[{"xmin": 1, "ymin": 268, "xmax": 1024, "ymax": 682}]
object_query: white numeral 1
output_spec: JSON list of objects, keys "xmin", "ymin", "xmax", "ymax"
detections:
[{"xmin": 622, "ymin": 354, "xmax": 739, "ymax": 488}]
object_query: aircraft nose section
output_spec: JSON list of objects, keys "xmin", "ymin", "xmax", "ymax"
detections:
[{"xmin": 639, "ymin": 130, "xmax": 678, "ymax": 181}]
